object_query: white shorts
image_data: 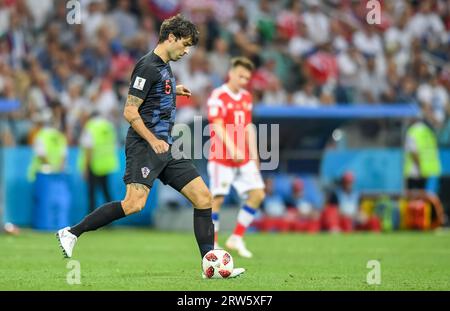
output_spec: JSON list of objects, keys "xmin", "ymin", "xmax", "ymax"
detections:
[{"xmin": 207, "ymin": 160, "xmax": 265, "ymax": 198}]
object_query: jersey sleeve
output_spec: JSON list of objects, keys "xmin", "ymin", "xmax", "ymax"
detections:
[{"xmin": 128, "ymin": 59, "xmax": 158, "ymax": 101}]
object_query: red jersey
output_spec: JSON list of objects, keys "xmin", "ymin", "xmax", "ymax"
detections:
[{"xmin": 207, "ymin": 85, "xmax": 253, "ymax": 167}]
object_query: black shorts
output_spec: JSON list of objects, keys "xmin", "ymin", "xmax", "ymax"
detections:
[
  {"xmin": 123, "ymin": 134, "xmax": 200, "ymax": 192},
  {"xmin": 406, "ymin": 177, "xmax": 427, "ymax": 190}
]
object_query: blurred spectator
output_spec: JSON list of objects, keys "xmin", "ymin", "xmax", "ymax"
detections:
[
  {"xmin": 353, "ymin": 24, "xmax": 384, "ymax": 58},
  {"xmin": 0, "ymin": 0, "xmax": 11, "ymax": 36},
  {"xmin": 83, "ymin": 0, "xmax": 111, "ymax": 44},
  {"xmin": 327, "ymin": 172, "xmax": 360, "ymax": 232},
  {"xmin": 253, "ymin": 0, "xmax": 276, "ymax": 45},
  {"xmin": 355, "ymin": 54, "xmax": 388, "ymax": 103},
  {"xmin": 287, "ymin": 19, "xmax": 315, "ymax": 60},
  {"xmin": 147, "ymin": 0, "xmax": 181, "ymax": 23},
  {"xmin": 210, "ymin": 0, "xmax": 237, "ymax": 26},
  {"xmin": 60, "ymin": 76, "xmax": 90, "ymax": 145},
  {"xmin": 276, "ymin": 0, "xmax": 303, "ymax": 41},
  {"xmin": 396, "ymin": 76, "xmax": 419, "ymax": 104},
  {"xmin": 25, "ymin": 0, "xmax": 53, "ymax": 31},
  {"xmin": 78, "ymin": 114, "xmax": 119, "ymax": 213},
  {"xmin": 407, "ymin": 0, "xmax": 447, "ymax": 44},
  {"xmin": 255, "ymin": 177, "xmax": 289, "ymax": 232},
  {"xmin": 384, "ymin": 11, "xmax": 412, "ymax": 76},
  {"xmin": 109, "ymin": 42, "xmax": 135, "ymax": 83},
  {"xmin": 404, "ymin": 118, "xmax": 442, "ymax": 191},
  {"xmin": 5, "ymin": 7, "xmax": 32, "ymax": 69},
  {"xmin": 302, "ymin": 0, "xmax": 330, "ymax": 45},
  {"xmin": 127, "ymin": 16, "xmax": 159, "ymax": 60},
  {"xmin": 26, "ymin": 68, "xmax": 55, "ymax": 125},
  {"xmin": 417, "ymin": 70, "xmax": 449, "ymax": 129},
  {"xmin": 262, "ymin": 76, "xmax": 288, "ymax": 106},
  {"xmin": 336, "ymin": 45, "xmax": 365, "ymax": 103},
  {"xmin": 0, "ymin": 0, "xmax": 447, "ymax": 145},
  {"xmin": 226, "ymin": 5, "xmax": 261, "ymax": 59},
  {"xmin": 253, "ymin": 58, "xmax": 287, "ymax": 105},
  {"xmin": 82, "ymin": 38, "xmax": 112, "ymax": 79},
  {"xmin": 291, "ymin": 80, "xmax": 319, "ymax": 107},
  {"xmin": 88, "ymin": 79, "xmax": 120, "ymax": 126},
  {"xmin": 286, "ymin": 178, "xmax": 321, "ymax": 233},
  {"xmin": 110, "ymin": 0, "xmax": 139, "ymax": 42},
  {"xmin": 207, "ymin": 38, "xmax": 231, "ymax": 84},
  {"xmin": 305, "ymin": 42, "xmax": 338, "ymax": 88},
  {"xmin": 383, "ymin": 56, "xmax": 402, "ymax": 103},
  {"xmin": 182, "ymin": 0, "xmax": 215, "ymax": 25},
  {"xmin": 174, "ymin": 48, "xmax": 212, "ymax": 123},
  {"xmin": 322, "ymin": 172, "xmax": 380, "ymax": 232},
  {"xmin": 27, "ymin": 111, "xmax": 67, "ymax": 182}
]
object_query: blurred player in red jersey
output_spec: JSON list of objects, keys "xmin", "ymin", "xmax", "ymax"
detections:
[{"xmin": 207, "ymin": 57, "xmax": 265, "ymax": 258}]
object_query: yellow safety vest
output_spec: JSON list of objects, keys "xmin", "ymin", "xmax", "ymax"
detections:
[
  {"xmin": 78, "ymin": 118, "xmax": 118, "ymax": 176},
  {"xmin": 27, "ymin": 127, "xmax": 67, "ymax": 181},
  {"xmin": 404, "ymin": 122, "xmax": 441, "ymax": 178}
]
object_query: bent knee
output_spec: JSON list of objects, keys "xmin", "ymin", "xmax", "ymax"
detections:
[
  {"xmin": 248, "ymin": 189, "xmax": 266, "ymax": 205},
  {"xmin": 193, "ymin": 189, "xmax": 213, "ymax": 209}
]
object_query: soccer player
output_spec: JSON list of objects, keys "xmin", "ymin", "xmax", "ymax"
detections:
[
  {"xmin": 207, "ymin": 57, "xmax": 265, "ymax": 258},
  {"xmin": 56, "ymin": 14, "xmax": 244, "ymax": 278}
]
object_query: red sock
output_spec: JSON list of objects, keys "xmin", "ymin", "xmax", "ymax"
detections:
[{"xmin": 233, "ymin": 223, "xmax": 246, "ymax": 237}]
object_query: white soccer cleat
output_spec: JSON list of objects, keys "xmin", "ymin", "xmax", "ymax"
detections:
[
  {"xmin": 56, "ymin": 227, "xmax": 77, "ymax": 258},
  {"xmin": 225, "ymin": 235, "xmax": 253, "ymax": 258},
  {"xmin": 229, "ymin": 267, "xmax": 245, "ymax": 278},
  {"xmin": 202, "ymin": 267, "xmax": 246, "ymax": 279}
]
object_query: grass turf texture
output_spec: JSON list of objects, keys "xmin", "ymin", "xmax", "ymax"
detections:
[{"xmin": 1, "ymin": 229, "xmax": 449, "ymax": 290}]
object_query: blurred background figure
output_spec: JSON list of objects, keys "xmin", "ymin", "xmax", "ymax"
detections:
[
  {"xmin": 255, "ymin": 177, "xmax": 289, "ymax": 232},
  {"xmin": 27, "ymin": 111, "xmax": 67, "ymax": 182},
  {"xmin": 27, "ymin": 110, "xmax": 70, "ymax": 230},
  {"xmin": 323, "ymin": 172, "xmax": 380, "ymax": 233},
  {"xmin": 404, "ymin": 117, "xmax": 442, "ymax": 192},
  {"xmin": 78, "ymin": 113, "xmax": 119, "ymax": 214},
  {"xmin": 286, "ymin": 177, "xmax": 321, "ymax": 233}
]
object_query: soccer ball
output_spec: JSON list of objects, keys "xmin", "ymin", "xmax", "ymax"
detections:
[{"xmin": 202, "ymin": 249, "xmax": 234, "ymax": 279}]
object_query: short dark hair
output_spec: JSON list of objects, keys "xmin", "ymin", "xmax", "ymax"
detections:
[
  {"xmin": 158, "ymin": 14, "xmax": 199, "ymax": 45},
  {"xmin": 230, "ymin": 57, "xmax": 255, "ymax": 72}
]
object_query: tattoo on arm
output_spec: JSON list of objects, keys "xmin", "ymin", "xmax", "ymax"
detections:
[
  {"xmin": 129, "ymin": 183, "xmax": 150, "ymax": 194},
  {"xmin": 125, "ymin": 95, "xmax": 144, "ymax": 108},
  {"xmin": 129, "ymin": 116, "xmax": 142, "ymax": 126}
]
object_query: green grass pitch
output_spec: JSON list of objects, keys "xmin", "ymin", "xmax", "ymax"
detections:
[{"xmin": 1, "ymin": 228, "xmax": 449, "ymax": 290}]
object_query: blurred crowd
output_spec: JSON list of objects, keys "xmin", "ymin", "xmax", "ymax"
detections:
[
  {"xmin": 0, "ymin": 0, "xmax": 449, "ymax": 146},
  {"xmin": 253, "ymin": 171, "xmax": 446, "ymax": 233}
]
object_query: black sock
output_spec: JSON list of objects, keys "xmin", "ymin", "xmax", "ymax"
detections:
[
  {"xmin": 193, "ymin": 208, "xmax": 214, "ymax": 258},
  {"xmin": 69, "ymin": 201, "xmax": 126, "ymax": 237}
]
